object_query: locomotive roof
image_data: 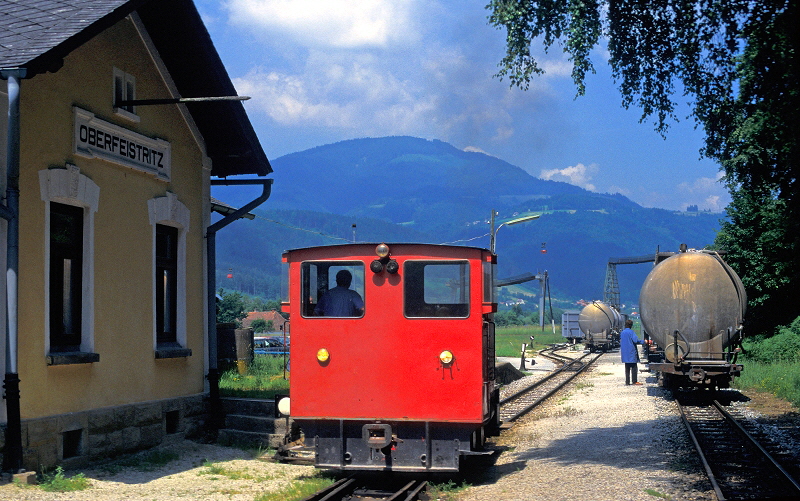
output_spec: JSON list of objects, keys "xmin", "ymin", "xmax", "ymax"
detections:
[{"xmin": 283, "ymin": 242, "xmax": 491, "ymax": 254}]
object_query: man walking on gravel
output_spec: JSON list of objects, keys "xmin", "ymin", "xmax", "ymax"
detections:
[{"xmin": 620, "ymin": 319, "xmax": 643, "ymax": 385}]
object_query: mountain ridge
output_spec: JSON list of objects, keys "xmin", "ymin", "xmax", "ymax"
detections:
[{"xmin": 212, "ymin": 136, "xmax": 722, "ymax": 307}]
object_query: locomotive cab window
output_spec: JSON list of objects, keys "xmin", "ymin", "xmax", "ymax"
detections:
[
  {"xmin": 302, "ymin": 262, "xmax": 365, "ymax": 318},
  {"xmin": 404, "ymin": 261, "xmax": 469, "ymax": 318}
]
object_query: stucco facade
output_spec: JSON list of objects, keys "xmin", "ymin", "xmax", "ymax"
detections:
[{"xmin": 0, "ymin": 1, "xmax": 271, "ymax": 470}]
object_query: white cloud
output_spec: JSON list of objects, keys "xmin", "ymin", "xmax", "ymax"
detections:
[
  {"xmin": 676, "ymin": 173, "xmax": 729, "ymax": 211},
  {"xmin": 540, "ymin": 60, "xmax": 573, "ymax": 78},
  {"xmin": 233, "ymin": 52, "xmax": 439, "ymax": 133},
  {"xmin": 606, "ymin": 185, "xmax": 631, "ymax": 196},
  {"xmin": 539, "ymin": 163, "xmax": 599, "ymax": 191},
  {"xmin": 224, "ymin": 0, "xmax": 419, "ymax": 48}
]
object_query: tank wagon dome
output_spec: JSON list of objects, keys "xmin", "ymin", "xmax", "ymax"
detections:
[
  {"xmin": 639, "ymin": 250, "xmax": 746, "ymax": 359},
  {"xmin": 578, "ymin": 301, "xmax": 620, "ymax": 335}
]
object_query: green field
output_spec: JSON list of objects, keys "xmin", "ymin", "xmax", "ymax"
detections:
[{"xmin": 495, "ymin": 325, "xmax": 564, "ymax": 357}]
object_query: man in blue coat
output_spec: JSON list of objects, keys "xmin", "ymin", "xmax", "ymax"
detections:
[{"xmin": 620, "ymin": 319, "xmax": 643, "ymax": 385}]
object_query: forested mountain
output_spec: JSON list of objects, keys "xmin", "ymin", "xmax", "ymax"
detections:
[{"xmin": 213, "ymin": 136, "xmax": 723, "ymax": 308}]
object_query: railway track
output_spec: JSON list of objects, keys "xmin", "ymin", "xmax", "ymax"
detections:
[
  {"xmin": 299, "ymin": 476, "xmax": 427, "ymax": 501},
  {"xmin": 499, "ymin": 347, "xmax": 602, "ymax": 423},
  {"xmin": 678, "ymin": 394, "xmax": 800, "ymax": 500}
]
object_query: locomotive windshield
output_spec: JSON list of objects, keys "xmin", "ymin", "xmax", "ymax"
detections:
[
  {"xmin": 404, "ymin": 261, "xmax": 469, "ymax": 318},
  {"xmin": 301, "ymin": 261, "xmax": 365, "ymax": 318}
]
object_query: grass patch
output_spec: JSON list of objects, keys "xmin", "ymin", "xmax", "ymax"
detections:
[
  {"xmin": 37, "ymin": 466, "xmax": 91, "ymax": 492},
  {"xmin": 733, "ymin": 358, "xmax": 800, "ymax": 408},
  {"xmin": 645, "ymin": 488, "xmax": 671, "ymax": 499},
  {"xmin": 574, "ymin": 382, "xmax": 594, "ymax": 390},
  {"xmin": 496, "ymin": 326, "xmax": 564, "ymax": 357},
  {"xmin": 551, "ymin": 405, "xmax": 580, "ymax": 418},
  {"xmin": 428, "ymin": 479, "xmax": 472, "ymax": 501},
  {"xmin": 219, "ymin": 355, "xmax": 290, "ymax": 399},
  {"xmin": 197, "ymin": 459, "xmax": 267, "ymax": 481},
  {"xmin": 254, "ymin": 473, "xmax": 336, "ymax": 501}
]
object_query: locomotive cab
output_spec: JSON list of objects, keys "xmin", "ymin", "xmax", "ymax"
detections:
[{"xmin": 282, "ymin": 243, "xmax": 499, "ymax": 472}]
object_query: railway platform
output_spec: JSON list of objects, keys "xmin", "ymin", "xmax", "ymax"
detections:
[{"xmin": 461, "ymin": 352, "xmax": 716, "ymax": 501}]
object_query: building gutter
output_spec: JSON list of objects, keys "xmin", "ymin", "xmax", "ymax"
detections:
[
  {"xmin": 206, "ymin": 178, "xmax": 272, "ymax": 433},
  {"xmin": 0, "ymin": 67, "xmax": 27, "ymax": 473}
]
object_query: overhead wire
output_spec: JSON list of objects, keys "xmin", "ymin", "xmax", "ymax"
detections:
[
  {"xmin": 249, "ymin": 213, "xmax": 352, "ymax": 242},
  {"xmin": 242, "ymin": 211, "xmax": 493, "ymax": 246}
]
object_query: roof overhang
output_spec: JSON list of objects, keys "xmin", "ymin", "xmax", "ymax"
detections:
[{"xmin": 0, "ymin": 0, "xmax": 271, "ymax": 178}]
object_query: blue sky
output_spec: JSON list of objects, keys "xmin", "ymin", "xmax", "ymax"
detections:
[{"xmin": 196, "ymin": 0, "xmax": 730, "ymax": 212}]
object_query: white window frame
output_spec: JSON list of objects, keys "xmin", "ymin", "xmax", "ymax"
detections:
[
  {"xmin": 39, "ymin": 165, "xmax": 99, "ymax": 355},
  {"xmin": 113, "ymin": 67, "xmax": 140, "ymax": 123},
  {"xmin": 148, "ymin": 192, "xmax": 189, "ymax": 350}
]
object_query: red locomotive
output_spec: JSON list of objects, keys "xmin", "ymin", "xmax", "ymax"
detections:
[{"xmin": 281, "ymin": 243, "xmax": 500, "ymax": 472}]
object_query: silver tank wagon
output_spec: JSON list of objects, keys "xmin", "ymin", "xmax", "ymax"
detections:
[
  {"xmin": 578, "ymin": 301, "xmax": 622, "ymax": 352},
  {"xmin": 639, "ymin": 249, "xmax": 746, "ymax": 388}
]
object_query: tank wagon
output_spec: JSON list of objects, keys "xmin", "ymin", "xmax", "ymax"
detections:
[
  {"xmin": 578, "ymin": 301, "xmax": 622, "ymax": 352},
  {"xmin": 280, "ymin": 243, "xmax": 500, "ymax": 472},
  {"xmin": 639, "ymin": 247, "xmax": 746, "ymax": 388}
]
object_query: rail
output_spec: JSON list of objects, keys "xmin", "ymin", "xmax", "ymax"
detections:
[
  {"xmin": 678, "ymin": 395, "xmax": 800, "ymax": 500},
  {"xmin": 499, "ymin": 348, "xmax": 602, "ymax": 423},
  {"xmin": 299, "ymin": 477, "xmax": 427, "ymax": 501}
]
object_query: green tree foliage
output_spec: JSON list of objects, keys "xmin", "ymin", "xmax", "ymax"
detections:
[
  {"xmin": 250, "ymin": 318, "xmax": 268, "ymax": 333},
  {"xmin": 716, "ymin": 189, "xmax": 795, "ymax": 330},
  {"xmin": 487, "ymin": 0, "xmax": 798, "ymax": 334},
  {"xmin": 216, "ymin": 289, "xmax": 248, "ymax": 327}
]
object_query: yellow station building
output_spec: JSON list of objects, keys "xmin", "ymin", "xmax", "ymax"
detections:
[{"xmin": 0, "ymin": 0, "xmax": 272, "ymax": 470}]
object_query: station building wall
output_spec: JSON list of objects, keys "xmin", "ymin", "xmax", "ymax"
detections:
[{"xmin": 1, "ymin": 14, "xmax": 212, "ymax": 469}]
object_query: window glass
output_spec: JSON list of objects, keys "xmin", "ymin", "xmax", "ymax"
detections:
[
  {"xmin": 301, "ymin": 262, "xmax": 364, "ymax": 318},
  {"xmin": 404, "ymin": 261, "xmax": 469, "ymax": 318},
  {"xmin": 113, "ymin": 68, "xmax": 137, "ymax": 116},
  {"xmin": 156, "ymin": 224, "xmax": 178, "ymax": 343},
  {"xmin": 483, "ymin": 260, "xmax": 496, "ymax": 303},
  {"xmin": 50, "ymin": 202, "xmax": 84, "ymax": 351}
]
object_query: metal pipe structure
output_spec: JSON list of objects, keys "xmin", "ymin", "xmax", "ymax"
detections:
[
  {"xmin": 206, "ymin": 178, "xmax": 272, "ymax": 432},
  {"xmin": 489, "ymin": 210, "xmax": 540, "ymax": 254},
  {"xmin": 1, "ymin": 67, "xmax": 26, "ymax": 473}
]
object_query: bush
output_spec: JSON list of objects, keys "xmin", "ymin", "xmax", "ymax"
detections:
[
  {"xmin": 250, "ymin": 318, "xmax": 268, "ymax": 332},
  {"xmin": 734, "ymin": 359, "xmax": 800, "ymax": 408},
  {"xmin": 743, "ymin": 316, "xmax": 800, "ymax": 364},
  {"xmin": 37, "ymin": 466, "xmax": 90, "ymax": 492}
]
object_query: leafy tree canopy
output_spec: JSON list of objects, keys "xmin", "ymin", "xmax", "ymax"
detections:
[
  {"xmin": 217, "ymin": 289, "xmax": 248, "ymax": 327},
  {"xmin": 487, "ymin": 0, "xmax": 798, "ymax": 333},
  {"xmin": 250, "ymin": 318, "xmax": 269, "ymax": 333}
]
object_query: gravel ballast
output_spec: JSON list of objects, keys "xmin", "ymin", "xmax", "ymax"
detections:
[
  {"xmin": 1, "ymin": 351, "xmax": 796, "ymax": 500},
  {"xmin": 460, "ymin": 352, "xmax": 715, "ymax": 501}
]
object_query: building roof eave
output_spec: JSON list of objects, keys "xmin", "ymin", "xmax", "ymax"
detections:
[{"xmin": 0, "ymin": 0, "xmax": 271, "ymax": 178}]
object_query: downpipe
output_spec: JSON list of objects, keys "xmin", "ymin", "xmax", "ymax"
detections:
[
  {"xmin": 206, "ymin": 178, "xmax": 272, "ymax": 434},
  {"xmin": 1, "ymin": 68, "xmax": 26, "ymax": 473}
]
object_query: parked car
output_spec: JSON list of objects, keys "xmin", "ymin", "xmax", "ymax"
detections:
[{"xmin": 254, "ymin": 336, "xmax": 290, "ymax": 355}]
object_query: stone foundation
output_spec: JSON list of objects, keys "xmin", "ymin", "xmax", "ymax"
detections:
[{"xmin": 0, "ymin": 393, "xmax": 209, "ymax": 471}]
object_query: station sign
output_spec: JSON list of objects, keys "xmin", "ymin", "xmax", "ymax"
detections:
[{"xmin": 73, "ymin": 106, "xmax": 171, "ymax": 181}]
